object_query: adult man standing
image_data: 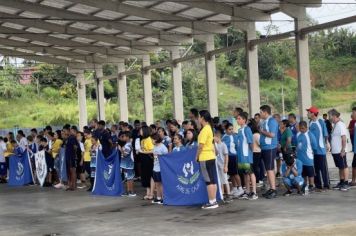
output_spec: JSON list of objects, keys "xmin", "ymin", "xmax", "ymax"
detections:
[
  {"xmin": 307, "ymin": 106, "xmax": 330, "ymax": 191},
  {"xmin": 329, "ymin": 109, "xmax": 349, "ymax": 191},
  {"xmin": 259, "ymin": 105, "xmax": 279, "ymax": 199},
  {"xmin": 94, "ymin": 120, "xmax": 113, "ymax": 158},
  {"xmin": 65, "ymin": 125, "xmax": 79, "ymax": 191}
]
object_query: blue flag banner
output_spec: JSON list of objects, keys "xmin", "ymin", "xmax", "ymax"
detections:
[
  {"xmin": 160, "ymin": 147, "xmax": 222, "ymax": 206},
  {"xmin": 8, "ymin": 150, "xmax": 33, "ymax": 186},
  {"xmin": 92, "ymin": 149, "xmax": 123, "ymax": 196}
]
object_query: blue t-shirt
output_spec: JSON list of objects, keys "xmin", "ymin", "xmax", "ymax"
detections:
[
  {"xmin": 222, "ymin": 133, "xmax": 238, "ymax": 157},
  {"xmin": 296, "ymin": 131, "xmax": 317, "ymax": 166},
  {"xmin": 309, "ymin": 118, "xmax": 328, "ymax": 155},
  {"xmin": 290, "ymin": 122, "xmax": 298, "ymax": 147},
  {"xmin": 185, "ymin": 141, "xmax": 197, "ymax": 149},
  {"xmin": 153, "ymin": 143, "xmax": 168, "ymax": 172},
  {"xmin": 172, "ymin": 145, "xmax": 186, "ymax": 153},
  {"xmin": 260, "ymin": 116, "xmax": 279, "ymax": 150},
  {"xmin": 281, "ymin": 159, "xmax": 303, "ymax": 179},
  {"xmin": 120, "ymin": 142, "xmax": 134, "ymax": 169},
  {"xmin": 237, "ymin": 126, "xmax": 253, "ymax": 164}
]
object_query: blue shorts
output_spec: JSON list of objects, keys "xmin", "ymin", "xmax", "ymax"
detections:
[
  {"xmin": 332, "ymin": 154, "xmax": 348, "ymax": 169},
  {"xmin": 122, "ymin": 168, "xmax": 135, "ymax": 181},
  {"xmin": 261, "ymin": 148, "xmax": 277, "ymax": 171},
  {"xmin": 0, "ymin": 162, "xmax": 6, "ymax": 176},
  {"xmin": 283, "ymin": 176, "xmax": 304, "ymax": 188},
  {"xmin": 302, "ymin": 165, "xmax": 315, "ymax": 178},
  {"xmin": 152, "ymin": 171, "xmax": 162, "ymax": 183}
]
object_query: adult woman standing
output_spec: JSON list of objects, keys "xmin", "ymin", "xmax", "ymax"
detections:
[
  {"xmin": 139, "ymin": 126, "xmax": 155, "ymax": 200},
  {"xmin": 196, "ymin": 110, "xmax": 219, "ymax": 209}
]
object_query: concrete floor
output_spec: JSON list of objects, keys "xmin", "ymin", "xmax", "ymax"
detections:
[{"xmin": 1, "ymin": 153, "xmax": 356, "ymax": 236}]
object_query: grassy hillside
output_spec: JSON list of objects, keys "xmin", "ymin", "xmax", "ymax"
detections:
[{"xmin": 0, "ymin": 78, "xmax": 355, "ymax": 129}]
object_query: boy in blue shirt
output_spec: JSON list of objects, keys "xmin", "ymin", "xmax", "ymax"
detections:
[
  {"xmin": 119, "ymin": 131, "xmax": 136, "ymax": 197},
  {"xmin": 222, "ymin": 123, "xmax": 244, "ymax": 197},
  {"xmin": 307, "ymin": 106, "xmax": 330, "ymax": 191},
  {"xmin": 259, "ymin": 105, "xmax": 279, "ymax": 199},
  {"xmin": 297, "ymin": 121, "xmax": 317, "ymax": 193},
  {"xmin": 282, "ymin": 152, "xmax": 304, "ymax": 196},
  {"xmin": 236, "ymin": 112, "xmax": 258, "ymax": 200}
]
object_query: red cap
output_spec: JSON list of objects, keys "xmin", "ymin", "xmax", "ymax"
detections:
[{"xmin": 307, "ymin": 106, "xmax": 319, "ymax": 114}]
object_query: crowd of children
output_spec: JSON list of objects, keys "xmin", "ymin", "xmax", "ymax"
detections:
[{"xmin": 0, "ymin": 105, "xmax": 355, "ymax": 209}]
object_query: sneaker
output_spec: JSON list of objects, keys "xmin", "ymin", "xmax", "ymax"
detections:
[
  {"xmin": 236, "ymin": 188, "xmax": 244, "ymax": 196},
  {"xmin": 339, "ymin": 184, "xmax": 349, "ymax": 192},
  {"xmin": 262, "ymin": 189, "xmax": 274, "ymax": 197},
  {"xmin": 152, "ymin": 198, "xmax": 162, "ymax": 204},
  {"xmin": 201, "ymin": 202, "xmax": 219, "ymax": 209},
  {"xmin": 121, "ymin": 192, "xmax": 129, "ymax": 196},
  {"xmin": 315, "ymin": 188, "xmax": 325, "ymax": 193},
  {"xmin": 249, "ymin": 192, "xmax": 258, "ymax": 200},
  {"xmin": 332, "ymin": 182, "xmax": 342, "ymax": 190},
  {"xmin": 76, "ymin": 179, "xmax": 81, "ymax": 184},
  {"xmin": 276, "ymin": 172, "xmax": 281, "ymax": 178},
  {"xmin": 224, "ymin": 195, "xmax": 233, "ymax": 203},
  {"xmin": 256, "ymin": 181, "xmax": 263, "ymax": 188},
  {"xmin": 232, "ymin": 189, "xmax": 244, "ymax": 198},
  {"xmin": 308, "ymin": 186, "xmax": 315, "ymax": 193},
  {"xmin": 265, "ymin": 189, "xmax": 277, "ymax": 199},
  {"xmin": 54, "ymin": 183, "xmax": 64, "ymax": 189},
  {"xmin": 283, "ymin": 190, "xmax": 292, "ymax": 196},
  {"xmin": 77, "ymin": 184, "xmax": 86, "ymax": 189},
  {"xmin": 128, "ymin": 192, "xmax": 137, "ymax": 197},
  {"xmin": 349, "ymin": 182, "xmax": 356, "ymax": 188},
  {"xmin": 239, "ymin": 192, "xmax": 249, "ymax": 200}
]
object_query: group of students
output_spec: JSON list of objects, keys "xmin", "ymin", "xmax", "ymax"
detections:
[{"xmin": 0, "ymin": 105, "xmax": 355, "ymax": 209}]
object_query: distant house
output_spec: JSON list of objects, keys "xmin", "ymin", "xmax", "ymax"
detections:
[{"xmin": 19, "ymin": 67, "xmax": 37, "ymax": 85}]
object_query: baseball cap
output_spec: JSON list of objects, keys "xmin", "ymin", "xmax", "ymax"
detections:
[{"xmin": 306, "ymin": 106, "xmax": 319, "ymax": 114}]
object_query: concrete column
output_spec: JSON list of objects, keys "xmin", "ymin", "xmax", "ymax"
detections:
[
  {"xmin": 245, "ymin": 23, "xmax": 261, "ymax": 116},
  {"xmin": 204, "ymin": 35, "xmax": 218, "ymax": 117},
  {"xmin": 117, "ymin": 62, "xmax": 129, "ymax": 122},
  {"xmin": 171, "ymin": 47, "xmax": 184, "ymax": 122},
  {"xmin": 95, "ymin": 66, "xmax": 105, "ymax": 121},
  {"xmin": 142, "ymin": 55, "xmax": 154, "ymax": 125},
  {"xmin": 281, "ymin": 5, "xmax": 312, "ymax": 120},
  {"xmin": 76, "ymin": 71, "xmax": 87, "ymax": 131},
  {"xmin": 295, "ymin": 13, "xmax": 312, "ymax": 120}
]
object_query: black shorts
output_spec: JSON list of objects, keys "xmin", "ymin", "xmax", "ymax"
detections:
[
  {"xmin": 45, "ymin": 155, "xmax": 54, "ymax": 172},
  {"xmin": 228, "ymin": 155, "xmax": 238, "ymax": 176},
  {"xmin": 152, "ymin": 171, "xmax": 162, "ymax": 183},
  {"xmin": 332, "ymin": 153, "xmax": 348, "ymax": 169},
  {"xmin": 352, "ymin": 154, "xmax": 356, "ymax": 168},
  {"xmin": 66, "ymin": 154, "xmax": 77, "ymax": 169},
  {"xmin": 261, "ymin": 148, "xmax": 277, "ymax": 171},
  {"xmin": 81, "ymin": 161, "xmax": 91, "ymax": 175},
  {"xmin": 302, "ymin": 165, "xmax": 315, "ymax": 178},
  {"xmin": 200, "ymin": 159, "xmax": 218, "ymax": 185}
]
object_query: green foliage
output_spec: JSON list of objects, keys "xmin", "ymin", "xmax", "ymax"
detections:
[
  {"xmin": 32, "ymin": 64, "xmax": 75, "ymax": 89},
  {"xmin": 59, "ymin": 83, "xmax": 76, "ymax": 99}
]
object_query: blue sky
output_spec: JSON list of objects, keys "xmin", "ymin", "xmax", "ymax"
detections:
[{"xmin": 256, "ymin": 0, "xmax": 356, "ymax": 34}]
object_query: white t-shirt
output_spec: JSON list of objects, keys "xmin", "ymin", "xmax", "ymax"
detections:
[
  {"xmin": 331, "ymin": 121, "xmax": 347, "ymax": 154},
  {"xmin": 253, "ymin": 133, "xmax": 261, "ymax": 153},
  {"xmin": 0, "ymin": 141, "xmax": 6, "ymax": 162},
  {"xmin": 215, "ymin": 142, "xmax": 228, "ymax": 168},
  {"xmin": 79, "ymin": 142, "xmax": 85, "ymax": 152}
]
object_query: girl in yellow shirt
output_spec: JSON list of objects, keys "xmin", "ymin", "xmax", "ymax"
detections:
[
  {"xmin": 196, "ymin": 110, "xmax": 219, "ymax": 209},
  {"xmin": 139, "ymin": 126, "xmax": 154, "ymax": 200}
]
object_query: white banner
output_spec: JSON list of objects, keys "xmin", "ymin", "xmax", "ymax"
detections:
[{"xmin": 34, "ymin": 150, "xmax": 47, "ymax": 187}]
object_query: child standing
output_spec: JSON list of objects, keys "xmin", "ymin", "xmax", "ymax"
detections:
[
  {"xmin": 172, "ymin": 134, "xmax": 186, "ymax": 152},
  {"xmin": 214, "ymin": 129, "xmax": 231, "ymax": 202},
  {"xmin": 185, "ymin": 129, "xmax": 197, "ymax": 149},
  {"xmin": 119, "ymin": 131, "xmax": 136, "ymax": 197},
  {"xmin": 236, "ymin": 112, "xmax": 258, "ymax": 200},
  {"xmin": 88, "ymin": 136, "xmax": 100, "ymax": 192},
  {"xmin": 222, "ymin": 123, "xmax": 244, "ymax": 198},
  {"xmin": 0, "ymin": 137, "xmax": 7, "ymax": 183},
  {"xmin": 152, "ymin": 133, "xmax": 168, "ymax": 204},
  {"xmin": 297, "ymin": 121, "xmax": 317, "ymax": 193}
]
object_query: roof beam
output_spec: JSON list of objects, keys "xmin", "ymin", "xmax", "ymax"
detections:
[
  {"xmin": 0, "ymin": 12, "xmax": 157, "ymax": 51},
  {"xmin": 0, "ymin": 25, "xmax": 140, "ymax": 57},
  {"xmin": 0, "ymin": 47, "xmax": 70, "ymax": 64},
  {"xmin": 173, "ymin": 0, "xmax": 271, "ymax": 21},
  {"xmin": 68, "ymin": 0, "xmax": 227, "ymax": 34},
  {"xmin": 0, "ymin": 0, "xmax": 192, "ymax": 43},
  {"xmin": 283, "ymin": 0, "xmax": 322, "ymax": 8},
  {"xmin": 0, "ymin": 37, "xmax": 109, "ymax": 63}
]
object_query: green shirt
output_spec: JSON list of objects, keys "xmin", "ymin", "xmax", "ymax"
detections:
[{"xmin": 281, "ymin": 128, "xmax": 293, "ymax": 151}]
